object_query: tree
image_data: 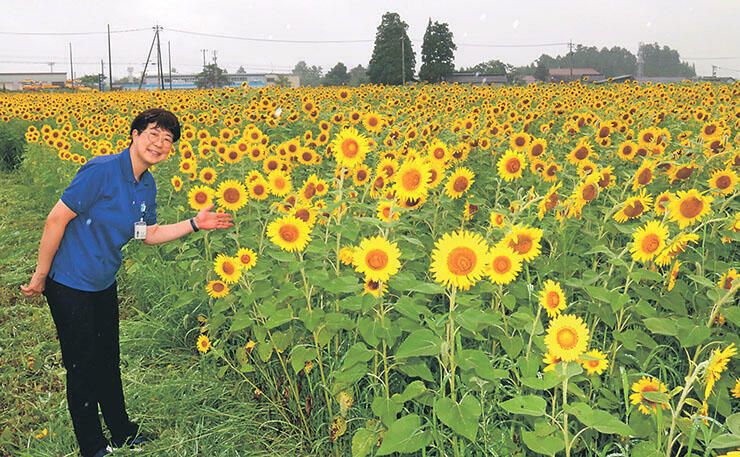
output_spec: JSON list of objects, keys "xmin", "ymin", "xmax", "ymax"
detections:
[
  {"xmin": 419, "ymin": 19, "xmax": 456, "ymax": 83},
  {"xmin": 79, "ymin": 74, "xmax": 106, "ymax": 89},
  {"xmin": 640, "ymin": 43, "xmax": 695, "ymax": 77},
  {"xmin": 323, "ymin": 62, "xmax": 350, "ymax": 86},
  {"xmin": 292, "ymin": 61, "xmax": 323, "ymax": 86},
  {"xmin": 367, "ymin": 12, "xmax": 415, "ymax": 85},
  {"xmin": 349, "ymin": 65, "xmax": 369, "ymax": 86},
  {"xmin": 236, "ymin": 66, "xmax": 247, "ymax": 74},
  {"xmin": 459, "ymin": 59, "xmax": 511, "ymax": 75},
  {"xmin": 274, "ymin": 75, "xmax": 291, "ymax": 87},
  {"xmin": 534, "ymin": 55, "xmax": 556, "ymax": 81},
  {"xmin": 195, "ymin": 64, "xmax": 229, "ymax": 89}
]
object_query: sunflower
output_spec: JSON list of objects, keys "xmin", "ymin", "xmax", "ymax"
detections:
[
  {"xmin": 528, "ymin": 138, "xmax": 547, "ymax": 161},
  {"xmin": 571, "ymin": 175, "xmax": 601, "ymax": 210},
  {"xmin": 667, "ymin": 260, "xmax": 681, "ymax": 291},
  {"xmin": 509, "ymin": 132, "xmax": 530, "ymax": 151},
  {"xmin": 445, "ymin": 167, "xmax": 475, "ymax": 199},
  {"xmin": 654, "ymin": 191, "xmax": 673, "ymax": 216},
  {"xmin": 179, "ymin": 158, "xmax": 197, "ymax": 175},
  {"xmin": 497, "ymin": 149, "xmax": 526, "ymax": 182},
  {"xmin": 430, "ymin": 230, "xmax": 491, "ymax": 290},
  {"xmin": 393, "ymin": 158, "xmax": 431, "ymax": 201},
  {"xmin": 655, "ymin": 233, "xmax": 699, "ymax": 266},
  {"xmin": 632, "ymin": 160, "xmax": 656, "ymax": 191},
  {"xmin": 614, "ymin": 190, "xmax": 653, "ymax": 223},
  {"xmin": 704, "ymin": 343, "xmax": 737, "ymax": 399},
  {"xmin": 363, "ymin": 112, "xmax": 384, "ymax": 134},
  {"xmin": 352, "ymin": 164, "xmax": 372, "ymax": 187},
  {"xmin": 699, "ymin": 121, "xmax": 723, "ymax": 141},
  {"xmin": 718, "ymin": 269, "xmax": 739, "ymax": 291},
  {"xmin": 538, "ymin": 182, "xmax": 561, "ymax": 220},
  {"xmin": 171, "ymin": 175, "xmax": 183, "ymax": 192},
  {"xmin": 206, "ymin": 280, "xmax": 230, "ymax": 298},
  {"xmin": 568, "ymin": 140, "xmax": 593, "ymax": 165},
  {"xmin": 338, "ymin": 246, "xmax": 356, "ymax": 266},
  {"xmin": 267, "ymin": 215, "xmax": 312, "ymax": 252},
  {"xmin": 247, "ymin": 177, "xmax": 269, "ymax": 200},
  {"xmin": 216, "ymin": 180, "xmax": 248, "ymax": 212},
  {"xmin": 631, "ymin": 220, "xmax": 669, "ymax": 263},
  {"xmin": 199, "ymin": 167, "xmax": 218, "ymax": 185},
  {"xmin": 428, "ymin": 139, "xmax": 450, "ymax": 163},
  {"xmin": 188, "ymin": 185, "xmax": 215, "ymax": 211},
  {"xmin": 542, "ymin": 352, "xmax": 563, "ymax": 372},
  {"xmin": 731, "ymin": 378, "xmax": 740, "ymax": 399},
  {"xmin": 236, "ymin": 247, "xmax": 257, "ymax": 271},
  {"xmin": 377, "ymin": 200, "xmax": 399, "ymax": 222},
  {"xmin": 486, "ymin": 245, "xmax": 522, "ymax": 285},
  {"xmin": 617, "ymin": 140, "xmax": 638, "ymax": 161},
  {"xmin": 502, "ymin": 225, "xmax": 543, "ymax": 262},
  {"xmin": 267, "ymin": 170, "xmax": 293, "ymax": 197},
  {"xmin": 490, "ymin": 211, "xmax": 506, "ymax": 228},
  {"xmin": 197, "ymin": 334, "xmax": 210, "ymax": 354},
  {"xmin": 363, "ymin": 278, "xmax": 388, "ymax": 297},
  {"xmin": 544, "ymin": 314, "xmax": 589, "ymax": 362},
  {"xmin": 353, "ymin": 236, "xmax": 401, "ymax": 283},
  {"xmin": 331, "ymin": 127, "xmax": 370, "ymax": 169},
  {"xmin": 543, "ymin": 162, "xmax": 560, "ymax": 182},
  {"xmin": 668, "ymin": 189, "xmax": 713, "ymax": 229},
  {"xmin": 426, "ymin": 160, "xmax": 445, "ymax": 188},
  {"xmin": 708, "ymin": 168, "xmax": 738, "ymax": 195},
  {"xmin": 292, "ymin": 204, "xmax": 317, "ymax": 226},
  {"xmin": 214, "ymin": 254, "xmax": 242, "ymax": 284},
  {"xmin": 539, "ymin": 280, "xmax": 566, "ymax": 318},
  {"xmin": 580, "ymin": 349, "xmax": 609, "ymax": 375}
]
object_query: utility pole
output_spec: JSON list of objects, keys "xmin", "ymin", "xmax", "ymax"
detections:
[
  {"xmin": 212, "ymin": 50, "xmax": 218, "ymax": 66},
  {"xmin": 712, "ymin": 65, "xmax": 717, "ymax": 78},
  {"xmin": 155, "ymin": 24, "xmax": 164, "ymax": 90},
  {"xmin": 100, "ymin": 59, "xmax": 105, "ymax": 91},
  {"xmin": 201, "ymin": 49, "xmax": 208, "ymax": 68},
  {"xmin": 568, "ymin": 40, "xmax": 573, "ymax": 82},
  {"xmin": 637, "ymin": 42, "xmax": 644, "ymax": 79},
  {"xmin": 107, "ymin": 24, "xmax": 113, "ymax": 91},
  {"xmin": 168, "ymin": 41, "xmax": 172, "ymax": 90},
  {"xmin": 401, "ymin": 36, "xmax": 405, "ymax": 85},
  {"xmin": 69, "ymin": 43, "xmax": 74, "ymax": 88},
  {"xmin": 47, "ymin": 62, "xmax": 55, "ymax": 72},
  {"xmin": 138, "ymin": 27, "xmax": 158, "ymax": 90}
]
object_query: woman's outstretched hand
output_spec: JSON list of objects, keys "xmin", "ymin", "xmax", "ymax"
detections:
[{"xmin": 193, "ymin": 204, "xmax": 234, "ymax": 230}]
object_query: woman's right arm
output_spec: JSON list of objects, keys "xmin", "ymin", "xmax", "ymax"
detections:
[{"xmin": 20, "ymin": 200, "xmax": 77, "ymax": 297}]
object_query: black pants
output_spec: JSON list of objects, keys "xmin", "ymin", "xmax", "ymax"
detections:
[{"xmin": 44, "ymin": 277, "xmax": 138, "ymax": 457}]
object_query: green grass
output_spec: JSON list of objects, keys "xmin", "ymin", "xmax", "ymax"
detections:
[{"xmin": 0, "ymin": 170, "xmax": 302, "ymax": 456}]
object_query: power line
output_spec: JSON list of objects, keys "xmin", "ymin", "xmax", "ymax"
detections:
[
  {"xmin": 0, "ymin": 28, "xmax": 150, "ymax": 36},
  {"xmin": 456, "ymin": 41, "xmax": 570, "ymax": 48},
  {"xmin": 166, "ymin": 27, "xmax": 372, "ymax": 44}
]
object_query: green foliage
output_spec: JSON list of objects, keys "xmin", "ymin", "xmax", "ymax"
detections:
[
  {"xmin": 535, "ymin": 45, "xmax": 638, "ymax": 78},
  {"xmin": 292, "ymin": 61, "xmax": 323, "ymax": 87},
  {"xmin": 641, "ymin": 42, "xmax": 696, "ymax": 77},
  {"xmin": 459, "ymin": 59, "xmax": 511, "ymax": 76},
  {"xmin": 195, "ymin": 64, "xmax": 230, "ymax": 89},
  {"xmin": 322, "ymin": 62, "xmax": 350, "ymax": 86},
  {"xmin": 78, "ymin": 73, "xmax": 106, "ymax": 89},
  {"xmin": 0, "ymin": 120, "xmax": 27, "ymax": 171},
  {"xmin": 368, "ymin": 12, "xmax": 415, "ymax": 85},
  {"xmin": 419, "ymin": 19, "xmax": 456, "ymax": 83},
  {"xmin": 348, "ymin": 65, "xmax": 369, "ymax": 86}
]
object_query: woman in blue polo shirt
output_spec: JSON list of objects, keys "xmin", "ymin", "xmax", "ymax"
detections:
[{"xmin": 21, "ymin": 108, "xmax": 233, "ymax": 457}]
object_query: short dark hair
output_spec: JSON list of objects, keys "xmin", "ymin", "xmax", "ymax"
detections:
[{"xmin": 129, "ymin": 108, "xmax": 181, "ymax": 143}]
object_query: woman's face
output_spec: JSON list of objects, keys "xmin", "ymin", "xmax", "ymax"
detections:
[{"xmin": 130, "ymin": 122, "xmax": 174, "ymax": 167}]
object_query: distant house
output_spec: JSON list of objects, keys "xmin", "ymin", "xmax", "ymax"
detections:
[
  {"xmin": 520, "ymin": 75, "xmax": 538, "ymax": 85},
  {"xmin": 120, "ymin": 72, "xmax": 300, "ymax": 90},
  {"xmin": 446, "ymin": 72, "xmax": 507, "ymax": 86},
  {"xmin": 0, "ymin": 72, "xmax": 67, "ymax": 90},
  {"xmin": 548, "ymin": 68, "xmax": 603, "ymax": 83}
]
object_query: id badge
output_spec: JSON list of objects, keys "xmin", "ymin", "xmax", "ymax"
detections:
[{"xmin": 134, "ymin": 221, "xmax": 147, "ymax": 240}]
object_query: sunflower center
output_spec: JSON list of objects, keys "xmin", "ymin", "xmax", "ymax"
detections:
[
  {"xmin": 623, "ymin": 200, "xmax": 644, "ymax": 218},
  {"xmin": 587, "ymin": 359, "xmax": 600, "ymax": 368},
  {"xmin": 621, "ymin": 145, "xmax": 633, "ymax": 156},
  {"xmin": 531, "ymin": 144, "xmax": 543, "ymax": 156},
  {"xmin": 212, "ymin": 281, "xmax": 225, "ymax": 292},
  {"xmin": 546, "ymin": 291, "xmax": 560, "ymax": 308},
  {"xmin": 433, "ymin": 148, "xmax": 445, "ymax": 159},
  {"xmin": 556, "ymin": 328, "xmax": 578, "ymax": 349},
  {"xmin": 222, "ymin": 262, "xmax": 235, "ymax": 275},
  {"xmin": 240, "ymin": 254, "xmax": 251, "ymax": 265},
  {"xmin": 253, "ymin": 184, "xmax": 265, "ymax": 195},
  {"xmin": 366, "ymin": 249, "xmax": 389, "ymax": 271},
  {"xmin": 453, "ymin": 176, "xmax": 469, "ymax": 192},
  {"xmin": 641, "ymin": 233, "xmax": 661, "ymax": 254},
  {"xmin": 679, "ymin": 196, "xmax": 703, "ymax": 219},
  {"xmin": 304, "ymin": 183, "xmax": 316, "ymax": 199},
  {"xmin": 401, "ymin": 170, "xmax": 421, "ymax": 190},
  {"xmin": 505, "ymin": 158, "xmax": 521, "ymax": 174},
  {"xmin": 509, "ymin": 235, "xmax": 533, "ymax": 255},
  {"xmin": 598, "ymin": 173, "xmax": 611, "ymax": 188},
  {"xmin": 279, "ymin": 224, "xmax": 299, "ymax": 243},
  {"xmin": 705, "ymin": 124, "xmax": 717, "ymax": 135},
  {"xmin": 342, "ymin": 139, "xmax": 359, "ymax": 158},
  {"xmin": 545, "ymin": 193, "xmax": 559, "ymax": 211},
  {"xmin": 574, "ymin": 147, "xmax": 588, "ymax": 160},
  {"xmin": 447, "ymin": 247, "xmax": 477, "ymax": 276},
  {"xmin": 637, "ymin": 168, "xmax": 652, "ymax": 185},
  {"xmin": 195, "ymin": 192, "xmax": 208, "ymax": 204},
  {"xmin": 582, "ymin": 184, "xmax": 597, "ymax": 201},
  {"xmin": 203, "ymin": 172, "xmax": 213, "ymax": 181},
  {"xmin": 675, "ymin": 167, "xmax": 694, "ymax": 180},
  {"xmin": 716, "ymin": 175, "xmax": 731, "ymax": 189},
  {"xmin": 367, "ymin": 279, "xmax": 380, "ymax": 290},
  {"xmin": 302, "ymin": 152, "xmax": 313, "ymax": 162},
  {"xmin": 295, "ymin": 209, "xmax": 310, "ymax": 222},
  {"xmin": 546, "ymin": 165, "xmax": 557, "ymax": 176},
  {"xmin": 368, "ymin": 117, "xmax": 378, "ymax": 127},
  {"xmin": 224, "ymin": 188, "xmax": 240, "ymax": 204},
  {"xmin": 492, "ymin": 255, "xmax": 511, "ymax": 274},
  {"xmin": 514, "ymin": 136, "xmax": 526, "ymax": 147}
]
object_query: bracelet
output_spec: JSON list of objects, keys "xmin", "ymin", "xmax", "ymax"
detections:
[{"xmin": 189, "ymin": 218, "xmax": 199, "ymax": 232}]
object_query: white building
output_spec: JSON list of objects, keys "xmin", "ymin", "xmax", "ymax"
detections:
[
  {"xmin": 0, "ymin": 72, "xmax": 67, "ymax": 90},
  {"xmin": 120, "ymin": 72, "xmax": 299, "ymax": 90}
]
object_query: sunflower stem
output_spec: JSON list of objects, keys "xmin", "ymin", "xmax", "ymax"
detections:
[
  {"xmin": 447, "ymin": 286, "xmax": 457, "ymax": 400},
  {"xmin": 705, "ymin": 282, "xmax": 738, "ymax": 328},
  {"xmin": 526, "ymin": 305, "xmax": 542, "ymax": 360},
  {"xmin": 562, "ymin": 366, "xmax": 571, "ymax": 457},
  {"xmin": 665, "ymin": 361, "xmax": 706, "ymax": 457}
]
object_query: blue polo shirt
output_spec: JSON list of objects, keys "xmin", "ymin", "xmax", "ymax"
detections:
[{"xmin": 49, "ymin": 148, "xmax": 158, "ymax": 292}]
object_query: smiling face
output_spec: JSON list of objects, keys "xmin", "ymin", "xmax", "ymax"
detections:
[{"xmin": 130, "ymin": 122, "xmax": 174, "ymax": 170}]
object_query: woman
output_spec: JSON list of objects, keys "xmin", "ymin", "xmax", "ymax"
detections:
[{"xmin": 21, "ymin": 108, "xmax": 232, "ymax": 457}]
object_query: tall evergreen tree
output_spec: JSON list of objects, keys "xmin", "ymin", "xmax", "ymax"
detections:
[
  {"xmin": 367, "ymin": 12, "xmax": 415, "ymax": 85},
  {"xmin": 195, "ymin": 64, "xmax": 229, "ymax": 89},
  {"xmin": 419, "ymin": 19, "xmax": 456, "ymax": 83}
]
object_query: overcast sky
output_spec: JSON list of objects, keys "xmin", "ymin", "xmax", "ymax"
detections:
[{"xmin": 2, "ymin": 0, "xmax": 739, "ymax": 79}]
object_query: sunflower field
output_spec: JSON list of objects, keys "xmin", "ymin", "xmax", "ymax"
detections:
[{"xmin": 4, "ymin": 80, "xmax": 740, "ymax": 457}]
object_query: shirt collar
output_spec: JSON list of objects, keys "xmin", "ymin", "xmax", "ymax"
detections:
[{"xmin": 119, "ymin": 147, "xmax": 138, "ymax": 184}]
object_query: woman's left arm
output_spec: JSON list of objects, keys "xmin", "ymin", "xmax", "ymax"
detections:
[{"xmin": 143, "ymin": 204, "xmax": 233, "ymax": 245}]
